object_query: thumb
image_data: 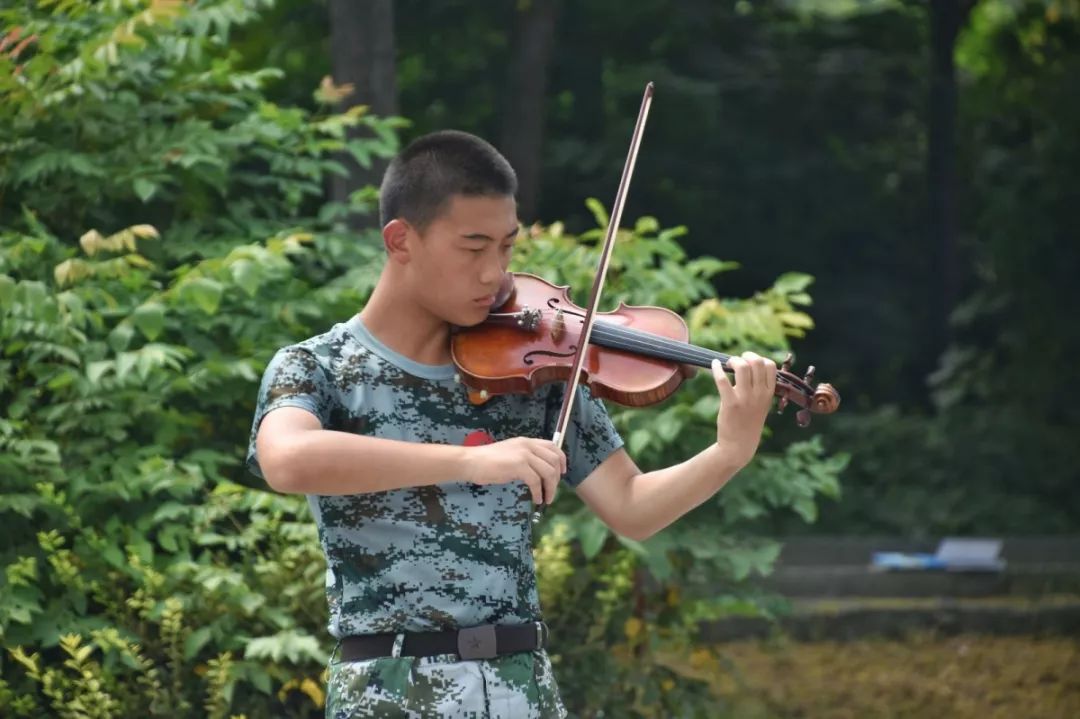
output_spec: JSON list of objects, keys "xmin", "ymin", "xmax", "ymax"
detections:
[{"xmin": 711, "ymin": 359, "xmax": 735, "ymax": 402}]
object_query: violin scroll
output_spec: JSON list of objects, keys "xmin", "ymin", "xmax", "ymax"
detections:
[{"xmin": 776, "ymin": 353, "xmax": 841, "ymax": 427}]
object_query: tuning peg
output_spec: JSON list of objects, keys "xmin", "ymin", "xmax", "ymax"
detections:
[
  {"xmin": 803, "ymin": 365, "xmax": 816, "ymax": 386},
  {"xmin": 782, "ymin": 353, "xmax": 794, "ymax": 373},
  {"xmin": 796, "ymin": 408, "xmax": 812, "ymax": 427},
  {"xmin": 777, "ymin": 396, "xmax": 789, "ymax": 415}
]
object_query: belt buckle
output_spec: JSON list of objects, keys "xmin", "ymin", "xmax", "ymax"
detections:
[{"xmin": 457, "ymin": 625, "xmax": 497, "ymax": 660}]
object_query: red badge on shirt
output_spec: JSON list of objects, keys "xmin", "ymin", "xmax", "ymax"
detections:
[{"xmin": 463, "ymin": 430, "xmax": 495, "ymax": 446}]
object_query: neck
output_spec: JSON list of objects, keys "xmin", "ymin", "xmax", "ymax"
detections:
[
  {"xmin": 358, "ymin": 269, "xmax": 453, "ymax": 365},
  {"xmin": 588, "ymin": 321, "xmax": 730, "ymax": 368}
]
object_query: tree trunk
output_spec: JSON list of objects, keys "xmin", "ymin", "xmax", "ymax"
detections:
[
  {"xmin": 500, "ymin": 0, "xmax": 560, "ymax": 223},
  {"xmin": 328, "ymin": 0, "xmax": 398, "ymax": 232},
  {"xmin": 927, "ymin": 0, "xmax": 976, "ymax": 355}
]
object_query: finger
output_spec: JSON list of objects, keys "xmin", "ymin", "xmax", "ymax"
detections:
[
  {"xmin": 524, "ymin": 454, "xmax": 552, "ymax": 505},
  {"xmin": 533, "ymin": 447, "xmax": 562, "ymax": 502},
  {"xmin": 540, "ymin": 459, "xmax": 559, "ymax": 505},
  {"xmin": 534, "ymin": 442, "xmax": 566, "ymax": 479},
  {"xmin": 764, "ymin": 357, "xmax": 777, "ymax": 393},
  {"xmin": 711, "ymin": 359, "xmax": 735, "ymax": 403},
  {"xmin": 529, "ymin": 443, "xmax": 563, "ymax": 503},
  {"xmin": 743, "ymin": 351, "xmax": 766, "ymax": 390},
  {"xmin": 730, "ymin": 355, "xmax": 753, "ymax": 390},
  {"xmin": 540, "ymin": 439, "xmax": 567, "ymax": 476}
]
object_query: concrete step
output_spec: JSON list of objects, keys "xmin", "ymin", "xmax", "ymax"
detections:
[
  {"xmin": 758, "ymin": 563, "xmax": 1080, "ymax": 598},
  {"xmin": 700, "ymin": 596, "xmax": 1080, "ymax": 642},
  {"xmin": 774, "ymin": 535, "xmax": 1080, "ymax": 567}
]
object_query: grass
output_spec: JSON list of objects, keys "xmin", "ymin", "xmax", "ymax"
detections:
[{"xmin": 709, "ymin": 632, "xmax": 1080, "ymax": 718}]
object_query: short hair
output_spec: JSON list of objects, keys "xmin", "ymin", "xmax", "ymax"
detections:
[{"xmin": 379, "ymin": 130, "xmax": 518, "ymax": 229}]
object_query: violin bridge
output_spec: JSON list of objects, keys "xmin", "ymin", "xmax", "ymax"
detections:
[{"xmin": 550, "ymin": 309, "xmax": 565, "ymax": 343}]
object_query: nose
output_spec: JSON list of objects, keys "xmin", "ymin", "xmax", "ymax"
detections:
[{"xmin": 479, "ymin": 252, "xmax": 504, "ymax": 286}]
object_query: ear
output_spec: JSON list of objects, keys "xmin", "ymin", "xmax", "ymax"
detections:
[{"xmin": 382, "ymin": 219, "xmax": 412, "ymax": 264}]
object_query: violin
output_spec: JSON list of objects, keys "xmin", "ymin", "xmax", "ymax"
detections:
[{"xmin": 451, "ymin": 272, "xmax": 840, "ymax": 427}]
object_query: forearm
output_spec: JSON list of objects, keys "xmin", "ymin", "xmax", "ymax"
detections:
[
  {"xmin": 262, "ymin": 429, "xmax": 467, "ymax": 495},
  {"xmin": 618, "ymin": 443, "xmax": 744, "ymax": 541}
]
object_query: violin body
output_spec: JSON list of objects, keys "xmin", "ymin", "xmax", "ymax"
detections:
[
  {"xmin": 453, "ymin": 273, "xmax": 691, "ymax": 407},
  {"xmin": 451, "ymin": 272, "xmax": 841, "ymax": 425}
]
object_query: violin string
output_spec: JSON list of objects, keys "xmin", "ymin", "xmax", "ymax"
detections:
[
  {"xmin": 536, "ymin": 313, "xmax": 809, "ymax": 393},
  {"xmin": 587, "ymin": 321, "xmax": 730, "ymax": 367},
  {"xmin": 508, "ymin": 309, "xmax": 810, "ymax": 392},
  {"xmin": 564, "ymin": 315, "xmax": 713, "ymax": 359}
]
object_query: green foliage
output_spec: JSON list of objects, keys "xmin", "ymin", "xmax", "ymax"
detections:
[
  {"xmin": 0, "ymin": 1, "xmax": 398, "ymax": 716},
  {"xmin": 0, "ymin": 2, "xmax": 842, "ymax": 717}
]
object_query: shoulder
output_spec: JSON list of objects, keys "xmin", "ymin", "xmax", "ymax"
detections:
[
  {"xmin": 273, "ymin": 319, "xmax": 371, "ymax": 369},
  {"xmin": 261, "ymin": 320, "xmax": 378, "ymax": 395}
]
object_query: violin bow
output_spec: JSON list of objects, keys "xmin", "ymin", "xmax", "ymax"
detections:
[{"xmin": 534, "ymin": 82, "xmax": 655, "ymax": 522}]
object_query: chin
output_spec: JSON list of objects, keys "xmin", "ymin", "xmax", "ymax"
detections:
[
  {"xmin": 452, "ymin": 308, "xmax": 491, "ymax": 328},
  {"xmin": 443, "ymin": 300, "xmax": 491, "ymax": 326}
]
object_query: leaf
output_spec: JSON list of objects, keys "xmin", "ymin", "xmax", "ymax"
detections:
[
  {"xmin": 634, "ymin": 216, "xmax": 659, "ymax": 234},
  {"xmin": 773, "ymin": 272, "xmax": 814, "ymax": 295},
  {"xmin": 578, "ymin": 516, "xmax": 609, "ymax": 559},
  {"xmin": 102, "ymin": 544, "xmax": 125, "ymax": 569},
  {"xmin": 108, "ymin": 322, "xmax": 135, "ymax": 352},
  {"xmin": 777, "ymin": 311, "xmax": 814, "ymax": 329},
  {"xmin": 184, "ymin": 626, "xmax": 213, "ymax": 660},
  {"xmin": 627, "ymin": 429, "xmax": 650, "ymax": 456},
  {"xmin": 0, "ymin": 274, "xmax": 17, "ymax": 304},
  {"xmin": 152, "ymin": 502, "xmax": 189, "ymax": 522},
  {"xmin": 132, "ymin": 302, "xmax": 166, "ymax": 340},
  {"xmin": 116, "ymin": 351, "xmax": 137, "ymax": 379},
  {"xmin": 130, "ymin": 224, "xmax": 159, "ymax": 239},
  {"xmin": 245, "ymin": 631, "xmax": 326, "ymax": 665},
  {"xmin": 299, "ymin": 677, "xmax": 325, "ymax": 707},
  {"xmin": 184, "ymin": 277, "xmax": 224, "ymax": 314},
  {"xmin": 585, "ymin": 198, "xmax": 609, "ymax": 228},
  {"xmin": 229, "ymin": 259, "xmax": 260, "ymax": 296},
  {"xmin": 133, "ymin": 178, "xmax": 157, "ymax": 202},
  {"xmin": 247, "ymin": 665, "xmax": 272, "ymax": 694},
  {"xmin": 79, "ymin": 230, "xmax": 104, "ymax": 256},
  {"xmin": 87, "ymin": 360, "xmax": 112, "ymax": 384}
]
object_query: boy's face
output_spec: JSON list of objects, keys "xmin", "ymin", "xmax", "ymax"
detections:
[{"xmin": 405, "ymin": 194, "xmax": 519, "ymax": 327}]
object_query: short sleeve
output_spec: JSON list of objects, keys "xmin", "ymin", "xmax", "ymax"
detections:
[
  {"xmin": 246, "ymin": 346, "xmax": 337, "ymax": 479},
  {"xmin": 558, "ymin": 385, "xmax": 625, "ymax": 488}
]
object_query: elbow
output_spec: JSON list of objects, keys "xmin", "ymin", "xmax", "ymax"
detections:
[
  {"xmin": 625, "ymin": 528, "xmax": 657, "ymax": 543},
  {"xmin": 264, "ymin": 467, "xmax": 304, "ymax": 494},
  {"xmin": 260, "ymin": 445, "xmax": 308, "ymax": 494},
  {"xmin": 614, "ymin": 520, "xmax": 657, "ymax": 544}
]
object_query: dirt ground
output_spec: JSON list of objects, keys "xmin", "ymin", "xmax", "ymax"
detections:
[{"xmin": 709, "ymin": 632, "xmax": 1080, "ymax": 719}]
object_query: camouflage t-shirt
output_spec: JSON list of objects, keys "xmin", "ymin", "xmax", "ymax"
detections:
[{"xmin": 246, "ymin": 314, "xmax": 623, "ymax": 640}]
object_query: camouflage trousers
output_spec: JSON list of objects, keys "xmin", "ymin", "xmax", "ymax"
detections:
[{"xmin": 326, "ymin": 647, "xmax": 567, "ymax": 718}]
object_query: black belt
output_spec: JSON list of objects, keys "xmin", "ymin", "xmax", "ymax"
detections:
[{"xmin": 339, "ymin": 622, "xmax": 549, "ymax": 662}]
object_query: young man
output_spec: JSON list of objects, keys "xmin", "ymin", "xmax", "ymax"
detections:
[{"xmin": 247, "ymin": 130, "xmax": 776, "ymax": 718}]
